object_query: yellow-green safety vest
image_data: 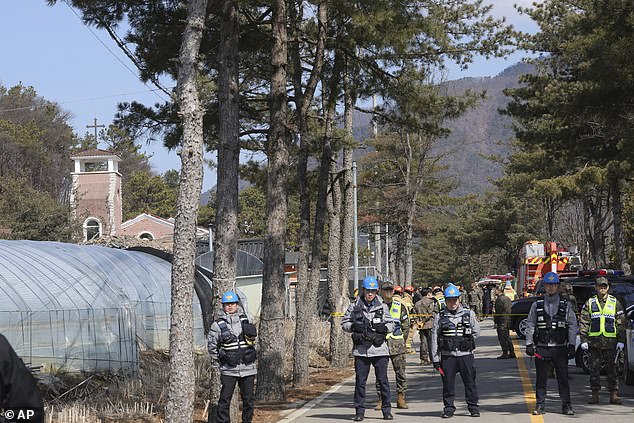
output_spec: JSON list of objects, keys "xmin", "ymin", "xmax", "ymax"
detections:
[
  {"xmin": 588, "ymin": 295, "xmax": 617, "ymax": 338},
  {"xmin": 386, "ymin": 299, "xmax": 404, "ymax": 340}
]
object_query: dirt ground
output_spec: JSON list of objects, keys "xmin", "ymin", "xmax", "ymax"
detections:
[{"xmin": 192, "ymin": 367, "xmax": 354, "ymax": 423}]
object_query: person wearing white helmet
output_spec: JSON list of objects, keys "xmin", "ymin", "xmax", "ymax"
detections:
[
  {"xmin": 525, "ymin": 272, "xmax": 578, "ymax": 416},
  {"xmin": 207, "ymin": 290, "xmax": 258, "ymax": 423},
  {"xmin": 431, "ymin": 283, "xmax": 481, "ymax": 418}
]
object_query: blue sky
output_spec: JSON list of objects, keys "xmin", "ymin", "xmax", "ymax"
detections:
[{"xmin": 0, "ymin": 0, "xmax": 538, "ymax": 192}]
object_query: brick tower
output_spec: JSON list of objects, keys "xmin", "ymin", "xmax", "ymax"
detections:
[{"xmin": 70, "ymin": 149, "xmax": 122, "ymax": 240}]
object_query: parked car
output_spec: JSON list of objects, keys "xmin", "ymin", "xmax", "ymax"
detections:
[
  {"xmin": 509, "ymin": 271, "xmax": 634, "ymax": 383},
  {"xmin": 624, "ymin": 304, "xmax": 634, "ymax": 385}
]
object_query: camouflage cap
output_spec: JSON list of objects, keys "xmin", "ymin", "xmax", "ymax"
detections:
[
  {"xmin": 381, "ymin": 280, "xmax": 394, "ymax": 290},
  {"xmin": 595, "ymin": 276, "xmax": 609, "ymax": 286}
]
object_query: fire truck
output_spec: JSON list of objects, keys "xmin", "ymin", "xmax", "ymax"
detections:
[{"xmin": 516, "ymin": 240, "xmax": 583, "ymax": 296}]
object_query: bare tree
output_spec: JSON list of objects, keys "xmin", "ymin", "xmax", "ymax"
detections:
[
  {"xmin": 256, "ymin": 0, "xmax": 289, "ymax": 401},
  {"xmin": 165, "ymin": 1, "xmax": 207, "ymax": 421}
]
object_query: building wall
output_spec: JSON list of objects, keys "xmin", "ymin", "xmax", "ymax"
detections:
[
  {"xmin": 73, "ymin": 172, "xmax": 121, "ymax": 236},
  {"xmin": 121, "ymin": 218, "xmax": 174, "ymax": 240}
]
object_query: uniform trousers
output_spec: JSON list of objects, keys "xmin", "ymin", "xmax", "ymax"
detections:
[
  {"xmin": 355, "ymin": 356, "xmax": 391, "ymax": 415},
  {"xmin": 588, "ymin": 345, "xmax": 620, "ymax": 391},
  {"xmin": 419, "ymin": 329, "xmax": 432, "ymax": 361},
  {"xmin": 496, "ymin": 323, "xmax": 514, "ymax": 354},
  {"xmin": 216, "ymin": 374, "xmax": 255, "ymax": 423},
  {"xmin": 440, "ymin": 354, "xmax": 479, "ymax": 414},
  {"xmin": 534, "ymin": 346, "xmax": 570, "ymax": 407},
  {"xmin": 376, "ymin": 352, "xmax": 406, "ymax": 394}
]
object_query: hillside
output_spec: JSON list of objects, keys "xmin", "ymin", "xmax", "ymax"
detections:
[{"xmin": 440, "ymin": 62, "xmax": 534, "ymax": 196}]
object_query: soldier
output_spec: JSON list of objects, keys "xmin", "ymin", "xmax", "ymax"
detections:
[
  {"xmin": 525, "ymin": 272, "xmax": 578, "ymax": 416},
  {"xmin": 468, "ymin": 285, "xmax": 481, "ymax": 319},
  {"xmin": 402, "ymin": 285, "xmax": 416, "ymax": 354},
  {"xmin": 431, "ymin": 283, "xmax": 481, "ymax": 418},
  {"xmin": 413, "ymin": 287, "xmax": 436, "ymax": 365},
  {"xmin": 579, "ymin": 277, "xmax": 626, "ymax": 405},
  {"xmin": 494, "ymin": 286, "xmax": 515, "ymax": 359},
  {"xmin": 342, "ymin": 276, "xmax": 396, "ymax": 421},
  {"xmin": 433, "ymin": 286, "xmax": 446, "ymax": 313},
  {"xmin": 374, "ymin": 281, "xmax": 410, "ymax": 410},
  {"xmin": 559, "ymin": 282, "xmax": 578, "ymax": 314}
]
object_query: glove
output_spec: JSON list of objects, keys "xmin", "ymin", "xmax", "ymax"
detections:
[
  {"xmin": 567, "ymin": 344, "xmax": 575, "ymax": 360},
  {"xmin": 373, "ymin": 322, "xmax": 388, "ymax": 334},
  {"xmin": 616, "ymin": 342, "xmax": 625, "ymax": 351},
  {"xmin": 525, "ymin": 344, "xmax": 535, "ymax": 357},
  {"xmin": 351, "ymin": 322, "xmax": 365, "ymax": 333},
  {"xmin": 580, "ymin": 342, "xmax": 589, "ymax": 351},
  {"xmin": 433, "ymin": 362, "xmax": 441, "ymax": 370}
]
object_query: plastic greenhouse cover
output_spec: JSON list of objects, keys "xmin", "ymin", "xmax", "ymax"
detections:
[{"xmin": 0, "ymin": 240, "xmax": 206, "ymax": 373}]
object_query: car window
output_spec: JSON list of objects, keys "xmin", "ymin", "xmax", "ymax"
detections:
[{"xmin": 611, "ymin": 283, "xmax": 634, "ymax": 309}]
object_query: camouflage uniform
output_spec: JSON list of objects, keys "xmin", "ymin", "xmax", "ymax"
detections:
[
  {"xmin": 494, "ymin": 292, "xmax": 515, "ymax": 358},
  {"xmin": 579, "ymin": 289, "xmax": 626, "ymax": 395},
  {"xmin": 375, "ymin": 294, "xmax": 410, "ymax": 408},
  {"xmin": 400, "ymin": 292, "xmax": 416, "ymax": 353},
  {"xmin": 413, "ymin": 295, "xmax": 435, "ymax": 364},
  {"xmin": 468, "ymin": 287, "xmax": 482, "ymax": 318}
]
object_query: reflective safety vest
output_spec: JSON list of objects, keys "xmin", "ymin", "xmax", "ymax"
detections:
[
  {"xmin": 387, "ymin": 299, "xmax": 404, "ymax": 340},
  {"xmin": 435, "ymin": 296, "xmax": 446, "ymax": 313},
  {"xmin": 535, "ymin": 298, "xmax": 568, "ymax": 345},
  {"xmin": 438, "ymin": 309, "xmax": 475, "ymax": 352},
  {"xmin": 218, "ymin": 317, "xmax": 257, "ymax": 367},
  {"xmin": 588, "ymin": 295, "xmax": 617, "ymax": 338}
]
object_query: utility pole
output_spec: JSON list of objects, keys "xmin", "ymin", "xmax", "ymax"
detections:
[
  {"xmin": 385, "ymin": 223, "xmax": 389, "ymax": 280},
  {"xmin": 353, "ymin": 162, "xmax": 359, "ymax": 289},
  {"xmin": 86, "ymin": 117, "xmax": 105, "ymax": 143},
  {"xmin": 374, "ymin": 222, "xmax": 382, "ymax": 276}
]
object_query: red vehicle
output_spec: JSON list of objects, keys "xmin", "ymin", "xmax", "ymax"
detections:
[{"xmin": 516, "ymin": 241, "xmax": 582, "ymax": 297}]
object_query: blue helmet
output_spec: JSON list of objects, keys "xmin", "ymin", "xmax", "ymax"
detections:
[
  {"xmin": 542, "ymin": 272, "xmax": 560, "ymax": 284},
  {"xmin": 221, "ymin": 291, "xmax": 239, "ymax": 303},
  {"xmin": 363, "ymin": 276, "xmax": 379, "ymax": 290},
  {"xmin": 444, "ymin": 283, "xmax": 461, "ymax": 298}
]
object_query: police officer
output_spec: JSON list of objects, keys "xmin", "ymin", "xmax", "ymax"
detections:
[
  {"xmin": 1, "ymin": 334, "xmax": 44, "ymax": 423},
  {"xmin": 207, "ymin": 291, "xmax": 258, "ymax": 423},
  {"xmin": 374, "ymin": 281, "xmax": 410, "ymax": 410},
  {"xmin": 431, "ymin": 283, "xmax": 481, "ymax": 418},
  {"xmin": 579, "ymin": 276, "xmax": 626, "ymax": 405},
  {"xmin": 494, "ymin": 285, "xmax": 515, "ymax": 359},
  {"xmin": 342, "ymin": 276, "xmax": 396, "ymax": 421},
  {"xmin": 413, "ymin": 287, "xmax": 435, "ymax": 365},
  {"xmin": 525, "ymin": 272, "xmax": 578, "ymax": 416}
]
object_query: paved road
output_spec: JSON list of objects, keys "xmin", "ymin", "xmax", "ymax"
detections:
[{"xmin": 282, "ymin": 319, "xmax": 634, "ymax": 422}]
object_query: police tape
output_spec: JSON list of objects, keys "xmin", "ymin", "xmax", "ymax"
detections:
[{"xmin": 330, "ymin": 312, "xmax": 531, "ymax": 317}]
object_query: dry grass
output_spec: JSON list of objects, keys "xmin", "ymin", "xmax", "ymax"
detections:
[{"xmin": 41, "ymin": 318, "xmax": 351, "ymax": 423}]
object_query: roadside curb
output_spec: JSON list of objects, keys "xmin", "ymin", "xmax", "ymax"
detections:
[{"xmin": 277, "ymin": 374, "xmax": 356, "ymax": 422}]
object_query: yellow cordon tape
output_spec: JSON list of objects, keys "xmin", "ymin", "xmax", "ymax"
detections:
[
  {"xmin": 331, "ymin": 312, "xmax": 531, "ymax": 317},
  {"xmin": 512, "ymin": 337, "xmax": 543, "ymax": 422}
]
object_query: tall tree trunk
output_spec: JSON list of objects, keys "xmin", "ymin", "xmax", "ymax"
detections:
[
  {"xmin": 610, "ymin": 176, "xmax": 630, "ymax": 273},
  {"xmin": 257, "ymin": 0, "xmax": 289, "ymax": 401},
  {"xmin": 326, "ymin": 150, "xmax": 342, "ymax": 365},
  {"xmin": 208, "ymin": 0, "xmax": 241, "ymax": 419},
  {"xmin": 293, "ymin": 52, "xmax": 342, "ymax": 387},
  {"xmin": 331, "ymin": 71, "xmax": 354, "ymax": 367},
  {"xmin": 292, "ymin": 2, "xmax": 327, "ymax": 374},
  {"xmin": 165, "ymin": 1, "xmax": 207, "ymax": 421}
]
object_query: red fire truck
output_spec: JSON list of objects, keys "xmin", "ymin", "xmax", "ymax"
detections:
[{"xmin": 516, "ymin": 240, "xmax": 583, "ymax": 296}]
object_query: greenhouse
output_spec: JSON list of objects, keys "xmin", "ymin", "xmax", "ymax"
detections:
[{"xmin": 0, "ymin": 240, "xmax": 211, "ymax": 373}]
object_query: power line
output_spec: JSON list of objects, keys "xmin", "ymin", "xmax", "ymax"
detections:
[
  {"xmin": 62, "ymin": 0, "xmax": 170, "ymax": 102},
  {"xmin": 0, "ymin": 87, "xmax": 174, "ymax": 115}
]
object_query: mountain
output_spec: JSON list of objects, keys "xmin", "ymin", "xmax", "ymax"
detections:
[{"xmin": 439, "ymin": 62, "xmax": 534, "ymax": 196}]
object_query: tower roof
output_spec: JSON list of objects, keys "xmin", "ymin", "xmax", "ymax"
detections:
[{"xmin": 70, "ymin": 149, "xmax": 121, "ymax": 161}]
